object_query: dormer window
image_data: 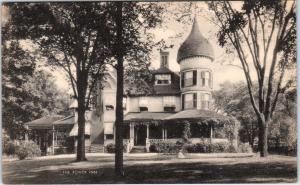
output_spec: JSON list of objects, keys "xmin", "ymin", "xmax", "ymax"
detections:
[{"xmin": 155, "ymin": 74, "xmax": 171, "ymax": 85}]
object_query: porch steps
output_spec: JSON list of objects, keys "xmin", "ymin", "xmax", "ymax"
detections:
[
  {"xmin": 130, "ymin": 146, "xmax": 147, "ymax": 153},
  {"xmin": 88, "ymin": 144, "xmax": 104, "ymax": 153}
]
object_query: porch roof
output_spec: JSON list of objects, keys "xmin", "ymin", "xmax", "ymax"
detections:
[
  {"xmin": 124, "ymin": 112, "xmax": 175, "ymax": 122},
  {"xmin": 164, "ymin": 109, "xmax": 228, "ymax": 121},
  {"xmin": 24, "ymin": 115, "xmax": 64, "ymax": 129}
]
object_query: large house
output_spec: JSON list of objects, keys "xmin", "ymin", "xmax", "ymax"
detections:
[{"xmin": 25, "ymin": 18, "xmax": 238, "ymax": 154}]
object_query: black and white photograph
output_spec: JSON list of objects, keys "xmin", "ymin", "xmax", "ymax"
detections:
[{"xmin": 1, "ymin": 1, "xmax": 297, "ymax": 184}]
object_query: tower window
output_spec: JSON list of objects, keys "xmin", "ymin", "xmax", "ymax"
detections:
[
  {"xmin": 201, "ymin": 71, "xmax": 212, "ymax": 87},
  {"xmin": 201, "ymin": 93, "xmax": 211, "ymax": 110},
  {"xmin": 182, "ymin": 70, "xmax": 197, "ymax": 87},
  {"xmin": 182, "ymin": 93, "xmax": 197, "ymax": 110}
]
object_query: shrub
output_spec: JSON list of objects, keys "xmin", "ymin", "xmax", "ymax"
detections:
[
  {"xmin": 55, "ymin": 147, "xmax": 68, "ymax": 155},
  {"xmin": 210, "ymin": 142, "xmax": 230, "ymax": 153},
  {"xmin": 105, "ymin": 143, "xmax": 127, "ymax": 153},
  {"xmin": 16, "ymin": 141, "xmax": 41, "ymax": 160},
  {"xmin": 238, "ymin": 142, "xmax": 253, "ymax": 153},
  {"xmin": 3, "ymin": 141, "xmax": 18, "ymax": 156},
  {"xmin": 184, "ymin": 142, "xmax": 209, "ymax": 153},
  {"xmin": 105, "ymin": 143, "xmax": 115, "ymax": 153},
  {"xmin": 149, "ymin": 141, "xmax": 182, "ymax": 153},
  {"xmin": 183, "ymin": 141, "xmax": 237, "ymax": 153},
  {"xmin": 182, "ymin": 121, "xmax": 191, "ymax": 143}
]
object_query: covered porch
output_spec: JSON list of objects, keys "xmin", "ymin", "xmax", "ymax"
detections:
[{"xmin": 123, "ymin": 110, "xmax": 239, "ymax": 152}]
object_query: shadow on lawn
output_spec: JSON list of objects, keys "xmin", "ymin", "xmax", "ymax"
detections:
[
  {"xmin": 123, "ymin": 160, "xmax": 297, "ymax": 183},
  {"xmin": 2, "ymin": 156, "xmax": 297, "ymax": 184}
]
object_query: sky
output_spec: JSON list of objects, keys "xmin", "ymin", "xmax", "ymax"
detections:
[{"xmin": 3, "ymin": 2, "xmax": 286, "ymax": 92}]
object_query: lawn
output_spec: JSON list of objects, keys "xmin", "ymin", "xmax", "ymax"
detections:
[{"xmin": 2, "ymin": 154, "xmax": 297, "ymax": 184}]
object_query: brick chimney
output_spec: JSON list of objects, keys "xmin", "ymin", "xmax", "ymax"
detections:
[{"xmin": 160, "ymin": 51, "xmax": 169, "ymax": 68}]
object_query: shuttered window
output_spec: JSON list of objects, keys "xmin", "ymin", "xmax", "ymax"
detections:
[
  {"xmin": 193, "ymin": 70, "xmax": 197, "ymax": 85},
  {"xmin": 182, "ymin": 94, "xmax": 185, "ymax": 109},
  {"xmin": 181, "ymin": 72, "xmax": 184, "ymax": 88}
]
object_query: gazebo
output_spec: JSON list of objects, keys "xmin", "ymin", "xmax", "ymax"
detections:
[{"xmin": 24, "ymin": 115, "xmax": 75, "ymax": 155}]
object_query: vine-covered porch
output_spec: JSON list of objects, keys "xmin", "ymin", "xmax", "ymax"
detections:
[{"xmin": 122, "ymin": 110, "xmax": 240, "ymax": 152}]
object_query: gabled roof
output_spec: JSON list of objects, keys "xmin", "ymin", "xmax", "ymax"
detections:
[
  {"xmin": 177, "ymin": 18, "xmax": 214, "ymax": 63},
  {"xmin": 53, "ymin": 115, "xmax": 75, "ymax": 126}
]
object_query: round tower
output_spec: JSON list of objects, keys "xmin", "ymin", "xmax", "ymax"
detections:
[{"xmin": 177, "ymin": 18, "xmax": 214, "ymax": 111}]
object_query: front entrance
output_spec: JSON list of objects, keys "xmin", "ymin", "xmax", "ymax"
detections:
[{"xmin": 134, "ymin": 125, "xmax": 147, "ymax": 146}]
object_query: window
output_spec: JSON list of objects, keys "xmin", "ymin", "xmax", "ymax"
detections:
[
  {"xmin": 201, "ymin": 93, "xmax": 211, "ymax": 110},
  {"xmin": 164, "ymin": 106, "xmax": 176, "ymax": 112},
  {"xmin": 105, "ymin": 134, "xmax": 114, "ymax": 139},
  {"xmin": 201, "ymin": 71, "xmax": 212, "ymax": 87},
  {"xmin": 123, "ymin": 97, "xmax": 127, "ymax": 110},
  {"xmin": 182, "ymin": 93, "xmax": 197, "ymax": 110},
  {"xmin": 155, "ymin": 74, "xmax": 171, "ymax": 85},
  {"xmin": 181, "ymin": 70, "xmax": 197, "ymax": 87},
  {"xmin": 140, "ymin": 107, "xmax": 148, "ymax": 112},
  {"xmin": 157, "ymin": 80, "xmax": 169, "ymax": 84},
  {"xmin": 105, "ymin": 105, "xmax": 114, "ymax": 111}
]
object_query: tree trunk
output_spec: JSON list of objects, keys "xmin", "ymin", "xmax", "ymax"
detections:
[
  {"xmin": 258, "ymin": 118, "xmax": 269, "ymax": 157},
  {"xmin": 115, "ymin": 1, "xmax": 124, "ymax": 177},
  {"xmin": 77, "ymin": 105, "xmax": 86, "ymax": 161},
  {"xmin": 76, "ymin": 79, "xmax": 87, "ymax": 161}
]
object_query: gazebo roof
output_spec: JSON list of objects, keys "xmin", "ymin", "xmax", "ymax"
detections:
[
  {"xmin": 24, "ymin": 115, "xmax": 64, "ymax": 129},
  {"xmin": 53, "ymin": 115, "xmax": 75, "ymax": 126}
]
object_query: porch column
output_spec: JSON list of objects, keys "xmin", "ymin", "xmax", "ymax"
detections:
[
  {"xmin": 52, "ymin": 125, "xmax": 55, "ymax": 155},
  {"xmin": 130, "ymin": 123, "xmax": 134, "ymax": 141},
  {"xmin": 162, "ymin": 127, "xmax": 165, "ymax": 140},
  {"xmin": 55, "ymin": 130, "xmax": 58, "ymax": 148},
  {"xmin": 25, "ymin": 125, "xmax": 29, "ymax": 141},
  {"xmin": 146, "ymin": 125, "xmax": 149, "ymax": 139},
  {"xmin": 210, "ymin": 124, "xmax": 213, "ymax": 144}
]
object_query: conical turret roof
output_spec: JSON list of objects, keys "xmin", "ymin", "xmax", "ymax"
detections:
[{"xmin": 177, "ymin": 18, "xmax": 214, "ymax": 63}]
